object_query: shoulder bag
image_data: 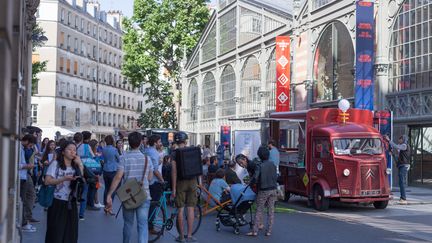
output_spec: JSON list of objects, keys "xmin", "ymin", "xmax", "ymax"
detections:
[
  {"xmin": 81, "ymin": 144, "xmax": 102, "ymax": 175},
  {"xmin": 116, "ymin": 156, "xmax": 149, "ymax": 210},
  {"xmin": 38, "ymin": 166, "xmax": 59, "ymax": 208}
]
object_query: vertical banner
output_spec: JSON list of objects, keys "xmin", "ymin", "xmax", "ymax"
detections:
[
  {"xmin": 220, "ymin": 125, "xmax": 231, "ymax": 148},
  {"xmin": 275, "ymin": 36, "xmax": 291, "ymax": 112},
  {"xmin": 355, "ymin": 1, "xmax": 375, "ymax": 110},
  {"xmin": 374, "ymin": 110, "xmax": 393, "ymax": 188}
]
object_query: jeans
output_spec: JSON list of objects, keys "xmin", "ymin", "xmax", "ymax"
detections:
[
  {"xmin": 20, "ymin": 178, "xmax": 35, "ymax": 223},
  {"xmin": 79, "ymin": 183, "xmax": 89, "ymax": 217},
  {"xmin": 87, "ymin": 183, "xmax": 96, "ymax": 207},
  {"xmin": 123, "ymin": 200, "xmax": 150, "ymax": 243},
  {"xmin": 103, "ymin": 171, "xmax": 117, "ymax": 205},
  {"xmin": 398, "ymin": 165, "xmax": 410, "ymax": 200},
  {"xmin": 149, "ymin": 182, "xmax": 164, "ymax": 230}
]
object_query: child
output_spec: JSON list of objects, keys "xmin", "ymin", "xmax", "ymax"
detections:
[{"xmin": 208, "ymin": 169, "xmax": 230, "ymax": 206}]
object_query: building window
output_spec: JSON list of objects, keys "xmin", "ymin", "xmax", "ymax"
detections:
[
  {"xmin": 66, "ymin": 59, "xmax": 70, "ymax": 73},
  {"xmin": 108, "ymin": 113, "xmax": 112, "ymax": 126},
  {"xmin": 389, "ymin": 1, "xmax": 432, "ymax": 92},
  {"xmin": 73, "ymin": 84, "xmax": 77, "ymax": 98},
  {"xmin": 87, "ymin": 22, "xmax": 90, "ymax": 34},
  {"xmin": 31, "ymin": 104, "xmax": 38, "ymax": 124},
  {"xmin": 61, "ymin": 106, "xmax": 67, "ymax": 126},
  {"xmin": 240, "ymin": 56, "xmax": 261, "ymax": 115},
  {"xmin": 73, "ymin": 61, "xmax": 78, "ymax": 75},
  {"xmin": 59, "ymin": 57, "xmax": 64, "ymax": 71},
  {"xmin": 98, "ymin": 112, "xmax": 101, "ymax": 126},
  {"xmin": 220, "ymin": 65, "xmax": 236, "ymax": 117},
  {"xmin": 81, "ymin": 19, "xmax": 84, "ymax": 31},
  {"xmin": 239, "ymin": 7, "xmax": 262, "ymax": 45},
  {"xmin": 92, "ymin": 89, "xmax": 96, "ymax": 102},
  {"xmin": 313, "ymin": 21, "xmax": 354, "ymax": 103},
  {"xmin": 103, "ymin": 112, "xmax": 107, "ymax": 126},
  {"xmin": 266, "ymin": 50, "xmax": 276, "ymax": 110},
  {"xmin": 93, "ymin": 25, "xmax": 97, "ymax": 37},
  {"xmin": 60, "ymin": 9, "xmax": 65, "ymax": 22},
  {"xmin": 74, "ymin": 38, "xmax": 78, "ymax": 53},
  {"xmin": 66, "ymin": 83, "xmax": 70, "ymax": 97},
  {"xmin": 81, "ymin": 40, "xmax": 85, "ymax": 54},
  {"xmin": 109, "ymin": 92, "xmax": 112, "ymax": 105},
  {"xmin": 219, "ymin": 8, "xmax": 237, "ymax": 55},
  {"xmin": 91, "ymin": 111, "xmax": 96, "ymax": 125},
  {"xmin": 113, "ymin": 114, "xmax": 116, "ymax": 127},
  {"xmin": 75, "ymin": 15, "xmax": 79, "ymax": 28},
  {"xmin": 188, "ymin": 79, "xmax": 198, "ymax": 121},
  {"xmin": 67, "ymin": 35, "xmax": 71, "ymax": 50},
  {"xmin": 59, "ymin": 81, "xmax": 65, "ymax": 96},
  {"xmin": 202, "ymin": 25, "xmax": 216, "ymax": 64},
  {"xmin": 75, "ymin": 108, "xmax": 80, "ymax": 127},
  {"xmin": 80, "ymin": 86, "xmax": 83, "ymax": 99},
  {"xmin": 202, "ymin": 72, "xmax": 216, "ymax": 119},
  {"xmin": 60, "ymin": 32, "xmax": 65, "ymax": 47},
  {"xmin": 87, "ymin": 87, "xmax": 90, "ymax": 101},
  {"xmin": 67, "ymin": 12, "xmax": 71, "ymax": 25}
]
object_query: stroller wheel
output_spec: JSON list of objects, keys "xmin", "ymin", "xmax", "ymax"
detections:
[
  {"xmin": 215, "ymin": 220, "xmax": 220, "ymax": 232},
  {"xmin": 234, "ymin": 225, "xmax": 240, "ymax": 235}
]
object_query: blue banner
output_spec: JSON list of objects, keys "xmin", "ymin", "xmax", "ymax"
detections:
[
  {"xmin": 355, "ymin": 1, "xmax": 375, "ymax": 110},
  {"xmin": 374, "ymin": 110, "xmax": 393, "ymax": 187}
]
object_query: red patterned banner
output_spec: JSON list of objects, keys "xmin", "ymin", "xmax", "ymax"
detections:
[{"xmin": 275, "ymin": 36, "xmax": 291, "ymax": 112}]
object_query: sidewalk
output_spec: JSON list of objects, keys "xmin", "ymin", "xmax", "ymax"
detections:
[{"xmin": 390, "ymin": 186, "xmax": 432, "ymax": 205}]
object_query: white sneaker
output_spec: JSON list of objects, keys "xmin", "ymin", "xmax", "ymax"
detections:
[
  {"xmin": 22, "ymin": 224, "xmax": 36, "ymax": 233},
  {"xmin": 95, "ymin": 203, "xmax": 105, "ymax": 208}
]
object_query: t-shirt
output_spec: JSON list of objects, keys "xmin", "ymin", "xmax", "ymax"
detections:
[
  {"xmin": 46, "ymin": 160, "xmax": 76, "ymax": 201},
  {"xmin": 209, "ymin": 178, "xmax": 229, "ymax": 203},
  {"xmin": 118, "ymin": 150, "xmax": 153, "ymax": 200}
]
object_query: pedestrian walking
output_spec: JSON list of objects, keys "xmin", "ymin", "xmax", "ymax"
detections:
[
  {"xmin": 19, "ymin": 134, "xmax": 38, "ymax": 232},
  {"xmin": 102, "ymin": 135, "xmax": 120, "ymax": 215},
  {"xmin": 384, "ymin": 134, "xmax": 411, "ymax": 205},
  {"xmin": 247, "ymin": 146, "xmax": 278, "ymax": 237},
  {"xmin": 106, "ymin": 131, "xmax": 153, "ymax": 243},
  {"xmin": 44, "ymin": 141, "xmax": 84, "ymax": 243},
  {"xmin": 147, "ymin": 134, "xmax": 165, "ymax": 235},
  {"xmin": 268, "ymin": 140, "xmax": 280, "ymax": 175},
  {"xmin": 89, "ymin": 139, "xmax": 104, "ymax": 208},
  {"xmin": 171, "ymin": 132, "xmax": 198, "ymax": 243}
]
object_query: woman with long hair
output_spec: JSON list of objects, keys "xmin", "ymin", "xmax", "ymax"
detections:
[
  {"xmin": 39, "ymin": 140, "xmax": 57, "ymax": 187},
  {"xmin": 89, "ymin": 139, "xmax": 104, "ymax": 208},
  {"xmin": 116, "ymin": 140, "xmax": 124, "ymax": 155},
  {"xmin": 44, "ymin": 141, "xmax": 84, "ymax": 243},
  {"xmin": 41, "ymin": 138, "xmax": 49, "ymax": 154}
]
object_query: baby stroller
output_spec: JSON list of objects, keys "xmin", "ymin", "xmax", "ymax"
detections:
[{"xmin": 215, "ymin": 184, "xmax": 256, "ymax": 234}]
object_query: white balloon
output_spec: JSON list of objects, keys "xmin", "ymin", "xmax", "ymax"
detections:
[{"xmin": 338, "ymin": 99, "xmax": 350, "ymax": 113}]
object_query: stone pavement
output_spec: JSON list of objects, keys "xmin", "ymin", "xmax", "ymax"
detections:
[{"xmin": 389, "ymin": 186, "xmax": 432, "ymax": 205}]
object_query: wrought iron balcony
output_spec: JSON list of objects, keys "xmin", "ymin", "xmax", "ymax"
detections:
[{"xmin": 386, "ymin": 89, "xmax": 432, "ymax": 122}]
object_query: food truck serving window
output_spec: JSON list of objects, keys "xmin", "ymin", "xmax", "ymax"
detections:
[{"xmin": 333, "ymin": 138, "xmax": 383, "ymax": 155}]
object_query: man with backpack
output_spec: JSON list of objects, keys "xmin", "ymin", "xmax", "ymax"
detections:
[{"xmin": 171, "ymin": 132, "xmax": 199, "ymax": 242}]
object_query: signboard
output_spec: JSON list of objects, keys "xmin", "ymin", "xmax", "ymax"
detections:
[
  {"xmin": 355, "ymin": 1, "xmax": 375, "ymax": 110},
  {"xmin": 220, "ymin": 125, "xmax": 231, "ymax": 148},
  {"xmin": 275, "ymin": 36, "xmax": 291, "ymax": 112},
  {"xmin": 233, "ymin": 130, "xmax": 261, "ymax": 183}
]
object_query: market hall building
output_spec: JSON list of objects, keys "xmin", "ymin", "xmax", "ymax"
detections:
[{"xmin": 180, "ymin": 0, "xmax": 432, "ymax": 186}]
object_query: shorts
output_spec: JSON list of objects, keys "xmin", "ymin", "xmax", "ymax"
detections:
[{"xmin": 175, "ymin": 178, "xmax": 198, "ymax": 208}]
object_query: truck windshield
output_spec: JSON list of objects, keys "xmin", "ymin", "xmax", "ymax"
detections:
[{"xmin": 333, "ymin": 138, "xmax": 383, "ymax": 155}]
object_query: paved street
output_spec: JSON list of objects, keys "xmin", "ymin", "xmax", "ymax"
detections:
[{"xmin": 23, "ymin": 187, "xmax": 432, "ymax": 243}]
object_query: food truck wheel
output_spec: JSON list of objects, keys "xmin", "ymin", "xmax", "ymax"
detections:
[
  {"xmin": 234, "ymin": 225, "xmax": 240, "ymax": 235},
  {"xmin": 313, "ymin": 185, "xmax": 330, "ymax": 211},
  {"xmin": 373, "ymin": 200, "xmax": 388, "ymax": 209}
]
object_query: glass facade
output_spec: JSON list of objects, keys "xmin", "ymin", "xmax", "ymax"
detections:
[
  {"xmin": 202, "ymin": 72, "xmax": 216, "ymax": 119},
  {"xmin": 240, "ymin": 56, "xmax": 261, "ymax": 115},
  {"xmin": 313, "ymin": 22, "xmax": 354, "ymax": 102},
  {"xmin": 264, "ymin": 16, "xmax": 284, "ymax": 34},
  {"xmin": 202, "ymin": 25, "xmax": 217, "ymax": 63},
  {"xmin": 189, "ymin": 79, "xmax": 198, "ymax": 121},
  {"xmin": 239, "ymin": 7, "xmax": 262, "ymax": 45},
  {"xmin": 313, "ymin": 0, "xmax": 337, "ymax": 10},
  {"xmin": 389, "ymin": 1, "xmax": 432, "ymax": 92},
  {"xmin": 220, "ymin": 8, "xmax": 237, "ymax": 55},
  {"xmin": 266, "ymin": 50, "xmax": 276, "ymax": 110},
  {"xmin": 220, "ymin": 65, "xmax": 236, "ymax": 117}
]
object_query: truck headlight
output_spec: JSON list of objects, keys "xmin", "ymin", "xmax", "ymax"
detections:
[
  {"xmin": 343, "ymin": 169, "xmax": 350, "ymax": 177},
  {"xmin": 386, "ymin": 168, "xmax": 392, "ymax": 175}
]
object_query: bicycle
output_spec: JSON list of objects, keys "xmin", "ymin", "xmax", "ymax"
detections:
[{"xmin": 148, "ymin": 191, "xmax": 202, "ymax": 243}]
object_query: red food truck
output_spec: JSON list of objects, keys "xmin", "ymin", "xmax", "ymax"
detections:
[{"xmin": 267, "ymin": 104, "xmax": 391, "ymax": 211}]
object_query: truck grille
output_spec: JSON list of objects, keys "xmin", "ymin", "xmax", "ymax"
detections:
[{"xmin": 360, "ymin": 165, "xmax": 380, "ymax": 193}]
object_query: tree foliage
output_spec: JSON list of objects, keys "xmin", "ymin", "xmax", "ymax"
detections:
[
  {"xmin": 122, "ymin": 0, "xmax": 210, "ymax": 129},
  {"xmin": 32, "ymin": 61, "xmax": 47, "ymax": 95}
]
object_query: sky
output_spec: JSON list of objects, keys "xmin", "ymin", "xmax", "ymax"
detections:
[{"xmin": 99, "ymin": 0, "xmax": 218, "ymax": 18}]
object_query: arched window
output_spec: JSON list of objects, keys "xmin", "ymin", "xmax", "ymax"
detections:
[
  {"xmin": 389, "ymin": 1, "xmax": 432, "ymax": 92},
  {"xmin": 313, "ymin": 22, "xmax": 354, "ymax": 102},
  {"xmin": 202, "ymin": 72, "xmax": 216, "ymax": 119},
  {"xmin": 188, "ymin": 79, "xmax": 198, "ymax": 121},
  {"xmin": 266, "ymin": 49, "xmax": 276, "ymax": 110},
  {"xmin": 220, "ymin": 65, "xmax": 236, "ymax": 117},
  {"xmin": 240, "ymin": 56, "xmax": 261, "ymax": 115}
]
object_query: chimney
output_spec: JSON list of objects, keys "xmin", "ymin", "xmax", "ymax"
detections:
[
  {"xmin": 87, "ymin": 0, "xmax": 100, "ymax": 18},
  {"xmin": 107, "ymin": 10, "xmax": 123, "ymax": 30}
]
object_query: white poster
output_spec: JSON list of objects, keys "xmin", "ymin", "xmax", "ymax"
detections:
[{"xmin": 234, "ymin": 130, "xmax": 261, "ymax": 160}]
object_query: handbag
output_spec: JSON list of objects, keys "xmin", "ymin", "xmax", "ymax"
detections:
[
  {"xmin": 38, "ymin": 167, "xmax": 59, "ymax": 208},
  {"xmin": 81, "ymin": 144, "xmax": 102, "ymax": 175},
  {"xmin": 116, "ymin": 156, "xmax": 149, "ymax": 210}
]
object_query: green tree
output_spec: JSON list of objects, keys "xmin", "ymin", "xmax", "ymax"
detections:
[
  {"xmin": 32, "ymin": 61, "xmax": 47, "ymax": 95},
  {"xmin": 122, "ymin": 0, "xmax": 210, "ymax": 129},
  {"xmin": 32, "ymin": 22, "xmax": 48, "ymax": 95}
]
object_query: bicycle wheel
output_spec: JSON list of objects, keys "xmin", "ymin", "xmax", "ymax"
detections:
[
  {"xmin": 148, "ymin": 201, "xmax": 166, "ymax": 243},
  {"xmin": 176, "ymin": 204, "xmax": 202, "ymax": 237}
]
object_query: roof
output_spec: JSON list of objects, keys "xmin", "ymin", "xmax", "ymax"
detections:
[
  {"xmin": 311, "ymin": 123, "xmax": 381, "ymax": 137},
  {"xmin": 244, "ymin": 0, "xmax": 293, "ymax": 17}
]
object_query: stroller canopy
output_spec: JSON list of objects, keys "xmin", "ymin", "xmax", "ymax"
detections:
[{"xmin": 230, "ymin": 184, "xmax": 256, "ymax": 205}]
